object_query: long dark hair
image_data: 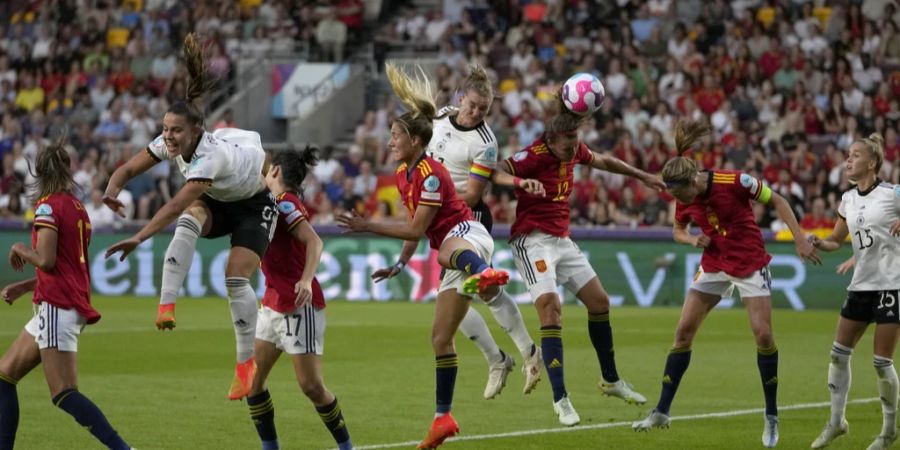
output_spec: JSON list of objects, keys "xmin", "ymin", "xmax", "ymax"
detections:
[
  {"xmin": 273, "ymin": 145, "xmax": 319, "ymax": 193},
  {"xmin": 30, "ymin": 133, "xmax": 77, "ymax": 201},
  {"xmin": 166, "ymin": 33, "xmax": 216, "ymax": 127}
]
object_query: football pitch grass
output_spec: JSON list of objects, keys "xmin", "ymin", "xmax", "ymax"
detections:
[{"xmin": 0, "ymin": 297, "xmax": 888, "ymax": 450}]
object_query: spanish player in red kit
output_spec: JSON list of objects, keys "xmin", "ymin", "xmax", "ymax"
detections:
[
  {"xmin": 336, "ymin": 63, "xmax": 542, "ymax": 449},
  {"xmin": 246, "ymin": 146, "xmax": 352, "ymax": 450},
  {"xmin": 0, "ymin": 140, "xmax": 133, "ymax": 449},
  {"xmin": 493, "ymin": 95, "xmax": 664, "ymax": 427},
  {"xmin": 633, "ymin": 121, "xmax": 820, "ymax": 449}
]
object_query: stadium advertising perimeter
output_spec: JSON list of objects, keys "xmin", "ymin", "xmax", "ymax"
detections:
[{"xmin": 0, "ymin": 231, "xmax": 853, "ymax": 310}]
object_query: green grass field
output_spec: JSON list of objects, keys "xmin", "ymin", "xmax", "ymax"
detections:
[{"xmin": 0, "ymin": 297, "xmax": 889, "ymax": 450}]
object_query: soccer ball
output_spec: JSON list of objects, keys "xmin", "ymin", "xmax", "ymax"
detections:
[{"xmin": 562, "ymin": 73, "xmax": 605, "ymax": 115}]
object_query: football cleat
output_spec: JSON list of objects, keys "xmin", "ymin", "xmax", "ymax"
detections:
[
  {"xmin": 762, "ymin": 414, "xmax": 779, "ymax": 448},
  {"xmin": 522, "ymin": 346, "xmax": 542, "ymax": 394},
  {"xmin": 417, "ymin": 413, "xmax": 459, "ymax": 449},
  {"xmin": 553, "ymin": 396, "xmax": 581, "ymax": 426},
  {"xmin": 599, "ymin": 379, "xmax": 647, "ymax": 405},
  {"xmin": 228, "ymin": 357, "xmax": 257, "ymax": 400},
  {"xmin": 633, "ymin": 409, "xmax": 671, "ymax": 431},
  {"xmin": 811, "ymin": 419, "xmax": 848, "ymax": 449},
  {"xmin": 463, "ymin": 268, "xmax": 510, "ymax": 295},
  {"xmin": 156, "ymin": 303, "xmax": 176, "ymax": 330},
  {"xmin": 484, "ymin": 353, "xmax": 515, "ymax": 399}
]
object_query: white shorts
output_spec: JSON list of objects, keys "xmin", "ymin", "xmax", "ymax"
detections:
[
  {"xmin": 510, "ymin": 232, "xmax": 597, "ymax": 302},
  {"xmin": 256, "ymin": 304, "xmax": 325, "ymax": 355},
  {"xmin": 439, "ymin": 221, "xmax": 495, "ymax": 296},
  {"xmin": 24, "ymin": 303, "xmax": 86, "ymax": 352},
  {"xmin": 690, "ymin": 266, "xmax": 772, "ymax": 299}
]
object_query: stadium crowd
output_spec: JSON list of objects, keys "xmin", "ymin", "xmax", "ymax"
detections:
[{"xmin": 0, "ymin": 0, "xmax": 898, "ymax": 234}]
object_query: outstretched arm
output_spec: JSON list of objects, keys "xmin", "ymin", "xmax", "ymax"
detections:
[
  {"xmin": 491, "ymin": 162, "xmax": 546, "ymax": 196},
  {"xmin": 809, "ymin": 217, "xmax": 849, "ymax": 252},
  {"xmin": 590, "ymin": 152, "xmax": 666, "ymax": 191},
  {"xmin": 337, "ymin": 203, "xmax": 439, "ymax": 241},
  {"xmin": 769, "ymin": 192, "xmax": 821, "ymax": 264},
  {"xmin": 104, "ymin": 150, "xmax": 159, "ymax": 216}
]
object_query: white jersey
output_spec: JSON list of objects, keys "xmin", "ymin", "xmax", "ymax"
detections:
[
  {"xmin": 427, "ymin": 106, "xmax": 498, "ymax": 193},
  {"xmin": 838, "ymin": 181, "xmax": 900, "ymax": 290},
  {"xmin": 147, "ymin": 128, "xmax": 267, "ymax": 202}
]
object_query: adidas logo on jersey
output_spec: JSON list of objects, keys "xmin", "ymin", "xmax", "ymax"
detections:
[
  {"xmin": 548, "ymin": 358, "xmax": 562, "ymax": 369},
  {"xmin": 294, "ymin": 340, "xmax": 302, "ymax": 347},
  {"xmin": 888, "ymin": 310, "xmax": 896, "ymax": 317},
  {"xmin": 165, "ymin": 257, "xmax": 179, "ymax": 266},
  {"xmin": 234, "ymin": 319, "xmax": 249, "ymax": 327}
]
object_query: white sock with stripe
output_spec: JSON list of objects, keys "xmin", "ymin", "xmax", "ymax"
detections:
[
  {"xmin": 828, "ymin": 342, "xmax": 853, "ymax": 427},
  {"xmin": 160, "ymin": 215, "xmax": 201, "ymax": 305},
  {"xmin": 486, "ymin": 289, "xmax": 535, "ymax": 358},
  {"xmin": 875, "ymin": 355, "xmax": 898, "ymax": 438},
  {"xmin": 225, "ymin": 277, "xmax": 258, "ymax": 363},
  {"xmin": 458, "ymin": 307, "xmax": 504, "ymax": 365}
]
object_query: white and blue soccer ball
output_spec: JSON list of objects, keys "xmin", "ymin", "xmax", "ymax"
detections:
[{"xmin": 562, "ymin": 73, "xmax": 605, "ymax": 116}]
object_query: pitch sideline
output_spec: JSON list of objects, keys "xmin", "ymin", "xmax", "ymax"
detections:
[{"xmin": 350, "ymin": 397, "xmax": 879, "ymax": 449}]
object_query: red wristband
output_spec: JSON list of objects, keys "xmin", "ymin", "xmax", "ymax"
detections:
[{"xmin": 513, "ymin": 177, "xmax": 523, "ymax": 188}]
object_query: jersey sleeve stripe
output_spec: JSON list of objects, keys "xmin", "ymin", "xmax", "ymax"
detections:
[
  {"xmin": 187, "ymin": 178, "xmax": 213, "ymax": 185},
  {"xmin": 286, "ymin": 216, "xmax": 307, "ymax": 232},
  {"xmin": 505, "ymin": 160, "xmax": 516, "ymax": 176},
  {"xmin": 419, "ymin": 200, "xmax": 442, "ymax": 207},
  {"xmin": 34, "ymin": 222, "xmax": 58, "ymax": 232},
  {"xmin": 144, "ymin": 147, "xmax": 162, "ymax": 162}
]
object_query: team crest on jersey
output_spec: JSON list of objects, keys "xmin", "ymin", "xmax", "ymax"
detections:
[
  {"xmin": 278, "ymin": 201, "xmax": 296, "ymax": 214},
  {"xmin": 485, "ymin": 145, "xmax": 497, "ymax": 161},
  {"xmin": 35, "ymin": 204, "xmax": 53, "ymax": 216},
  {"xmin": 513, "ymin": 151, "xmax": 528, "ymax": 161},
  {"xmin": 424, "ymin": 175, "xmax": 440, "ymax": 192},
  {"xmin": 535, "ymin": 260, "xmax": 547, "ymax": 273}
]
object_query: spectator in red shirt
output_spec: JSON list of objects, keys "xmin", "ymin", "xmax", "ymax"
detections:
[
  {"xmin": 694, "ymin": 74, "xmax": 725, "ymax": 116},
  {"xmin": 800, "ymin": 197, "xmax": 835, "ymax": 230},
  {"xmin": 759, "ymin": 41, "xmax": 783, "ymax": 79}
]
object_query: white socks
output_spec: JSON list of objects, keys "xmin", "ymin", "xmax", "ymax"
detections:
[
  {"xmin": 225, "ymin": 277, "xmax": 258, "ymax": 363},
  {"xmin": 458, "ymin": 307, "xmax": 504, "ymax": 366},
  {"xmin": 486, "ymin": 289, "xmax": 535, "ymax": 359},
  {"xmin": 160, "ymin": 215, "xmax": 201, "ymax": 305},
  {"xmin": 874, "ymin": 356, "xmax": 899, "ymax": 437},
  {"xmin": 828, "ymin": 342, "xmax": 853, "ymax": 427}
]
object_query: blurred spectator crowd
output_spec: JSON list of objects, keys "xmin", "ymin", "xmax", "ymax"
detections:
[
  {"xmin": 1, "ymin": 0, "xmax": 899, "ymax": 236},
  {"xmin": 0, "ymin": 0, "xmax": 365, "ymax": 227}
]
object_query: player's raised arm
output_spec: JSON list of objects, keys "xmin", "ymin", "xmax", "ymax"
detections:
[
  {"xmin": 589, "ymin": 151, "xmax": 666, "ymax": 191},
  {"xmin": 103, "ymin": 142, "xmax": 160, "ymax": 216}
]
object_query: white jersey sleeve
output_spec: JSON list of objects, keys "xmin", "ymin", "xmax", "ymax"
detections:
[{"xmin": 146, "ymin": 135, "xmax": 167, "ymax": 161}]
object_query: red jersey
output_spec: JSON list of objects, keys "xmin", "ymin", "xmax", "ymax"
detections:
[
  {"xmin": 32, "ymin": 192, "xmax": 99, "ymax": 324},
  {"xmin": 396, "ymin": 155, "xmax": 473, "ymax": 250},
  {"xmin": 674, "ymin": 170, "xmax": 772, "ymax": 277},
  {"xmin": 505, "ymin": 138, "xmax": 595, "ymax": 238},
  {"xmin": 261, "ymin": 192, "xmax": 325, "ymax": 312}
]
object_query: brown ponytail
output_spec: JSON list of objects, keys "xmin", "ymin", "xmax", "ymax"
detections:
[{"xmin": 661, "ymin": 120, "xmax": 710, "ymax": 187}]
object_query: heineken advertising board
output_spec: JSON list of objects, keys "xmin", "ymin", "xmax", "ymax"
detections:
[{"xmin": 0, "ymin": 232, "xmax": 855, "ymax": 310}]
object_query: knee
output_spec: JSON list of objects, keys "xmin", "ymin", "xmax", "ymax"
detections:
[
  {"xmin": 431, "ymin": 330, "xmax": 454, "ymax": 353},
  {"xmin": 583, "ymin": 292, "xmax": 610, "ymax": 315},
  {"xmin": 752, "ymin": 324, "xmax": 774, "ymax": 348},
  {"xmin": 184, "ymin": 205, "xmax": 207, "ymax": 223},
  {"xmin": 535, "ymin": 295, "xmax": 561, "ymax": 326},
  {"xmin": 298, "ymin": 379, "xmax": 327, "ymax": 403},
  {"xmin": 673, "ymin": 325, "xmax": 698, "ymax": 348}
]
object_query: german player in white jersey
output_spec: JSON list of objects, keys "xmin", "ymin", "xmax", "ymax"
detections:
[
  {"xmin": 102, "ymin": 34, "xmax": 275, "ymax": 400},
  {"xmin": 809, "ymin": 133, "xmax": 900, "ymax": 450},
  {"xmin": 378, "ymin": 65, "xmax": 541, "ymax": 400}
]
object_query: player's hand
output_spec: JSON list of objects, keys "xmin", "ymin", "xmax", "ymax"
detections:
[
  {"xmin": 1, "ymin": 280, "xmax": 31, "ymax": 305},
  {"xmin": 372, "ymin": 264, "xmax": 403, "ymax": 283},
  {"xmin": 8, "ymin": 243, "xmax": 27, "ymax": 271},
  {"xmin": 335, "ymin": 210, "xmax": 369, "ymax": 233},
  {"xmin": 105, "ymin": 237, "xmax": 141, "ymax": 261},
  {"xmin": 806, "ymin": 234, "xmax": 821, "ymax": 247},
  {"xmin": 102, "ymin": 193, "xmax": 127, "ymax": 217},
  {"xmin": 519, "ymin": 179, "xmax": 546, "ymax": 196},
  {"xmin": 836, "ymin": 256, "xmax": 855, "ymax": 275},
  {"xmin": 795, "ymin": 236, "xmax": 822, "ymax": 265},
  {"xmin": 890, "ymin": 220, "xmax": 900, "ymax": 237},
  {"xmin": 294, "ymin": 279, "xmax": 313, "ymax": 307},
  {"xmin": 692, "ymin": 234, "xmax": 710, "ymax": 248},
  {"xmin": 642, "ymin": 174, "xmax": 666, "ymax": 192}
]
